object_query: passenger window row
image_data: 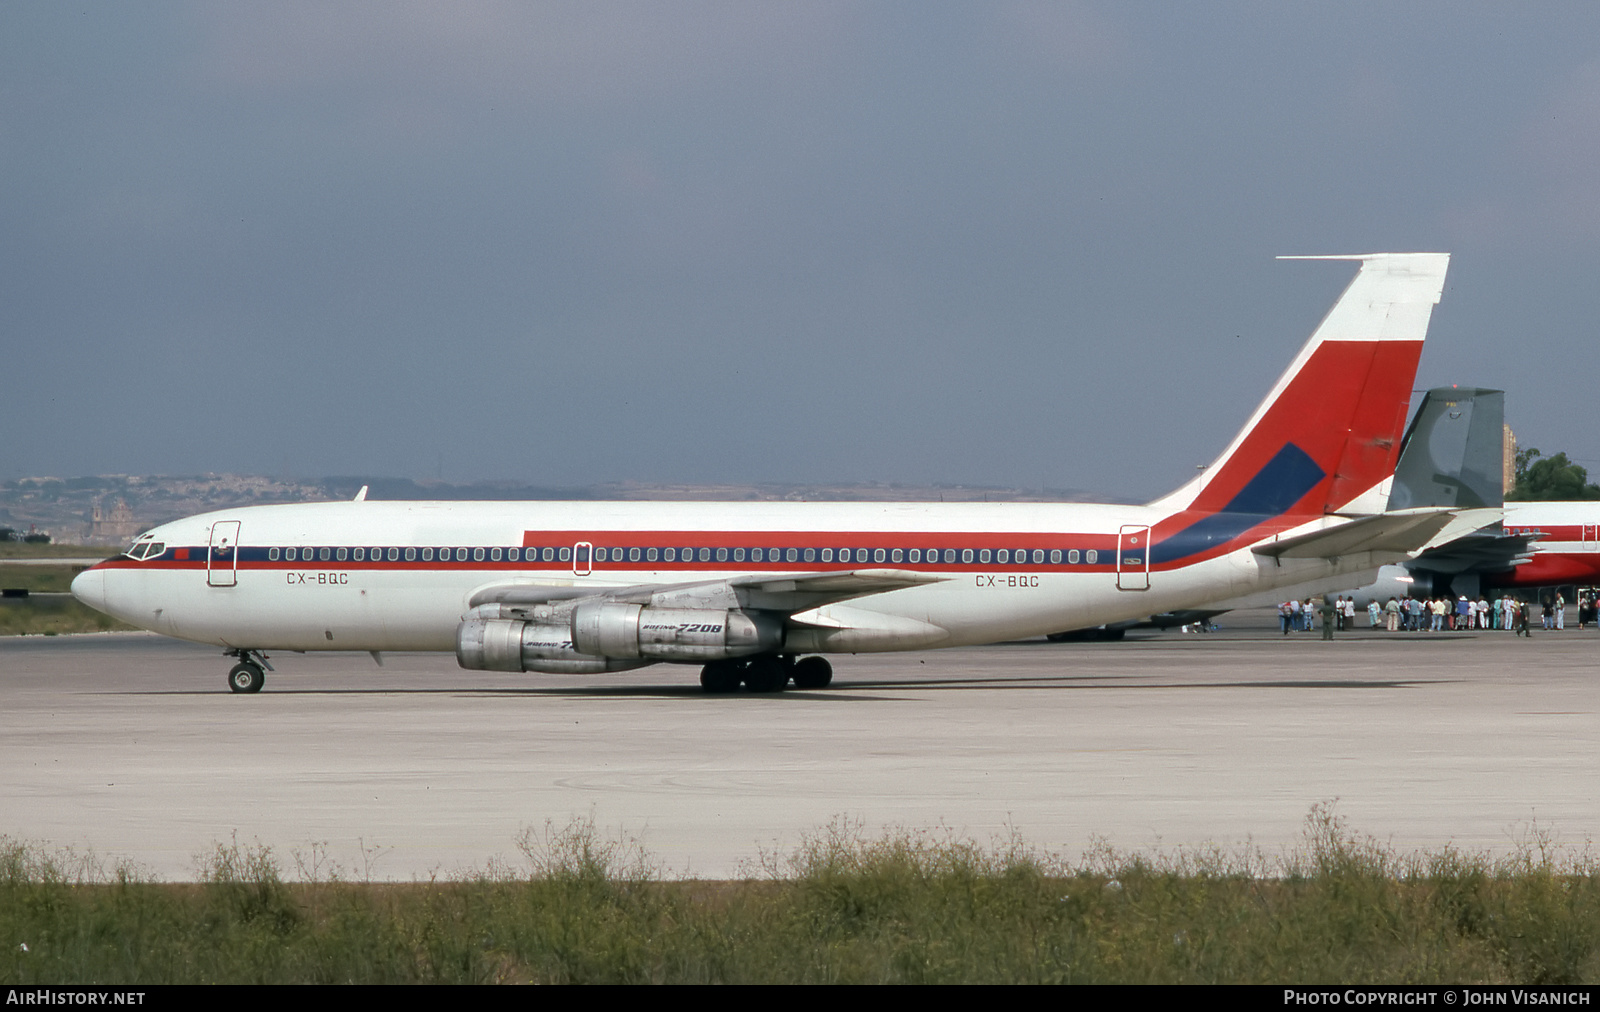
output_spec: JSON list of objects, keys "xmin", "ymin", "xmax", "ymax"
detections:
[
  {"xmin": 267, "ymin": 546, "xmax": 525, "ymax": 563},
  {"xmin": 576, "ymin": 546, "xmax": 1097, "ymax": 565},
  {"xmin": 258, "ymin": 545, "xmax": 1104, "ymax": 565}
]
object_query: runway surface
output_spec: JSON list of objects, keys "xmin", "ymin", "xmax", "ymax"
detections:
[{"xmin": 3, "ymin": 616, "xmax": 1596, "ymax": 879}]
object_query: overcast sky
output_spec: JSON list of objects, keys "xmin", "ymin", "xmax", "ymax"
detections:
[{"xmin": 5, "ymin": 2, "xmax": 1599, "ymax": 501}]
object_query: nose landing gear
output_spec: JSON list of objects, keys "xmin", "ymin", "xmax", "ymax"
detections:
[{"xmin": 224, "ymin": 649, "xmax": 273, "ymax": 694}]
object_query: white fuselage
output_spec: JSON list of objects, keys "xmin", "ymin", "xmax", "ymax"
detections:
[
  {"xmin": 74, "ymin": 498, "xmax": 1392, "ymax": 661},
  {"xmin": 69, "ymin": 255, "xmax": 1458, "ymax": 672}
]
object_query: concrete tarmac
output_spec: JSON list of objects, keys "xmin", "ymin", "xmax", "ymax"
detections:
[{"xmin": 2, "ymin": 614, "xmax": 1596, "ymax": 879}]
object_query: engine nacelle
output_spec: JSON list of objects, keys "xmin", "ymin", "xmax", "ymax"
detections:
[
  {"xmin": 455, "ymin": 617, "xmax": 653, "ymax": 674},
  {"xmin": 456, "ymin": 604, "xmax": 782, "ymax": 673},
  {"xmin": 1357, "ymin": 564, "xmax": 1435, "ymax": 606},
  {"xmin": 570, "ymin": 603, "xmax": 783, "ymax": 661}
]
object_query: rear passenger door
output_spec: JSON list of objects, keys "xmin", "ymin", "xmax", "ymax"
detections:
[{"xmin": 1117, "ymin": 525, "xmax": 1151, "ymax": 591}]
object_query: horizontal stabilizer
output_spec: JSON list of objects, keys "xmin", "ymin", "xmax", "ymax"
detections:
[
  {"xmin": 1408, "ymin": 530, "xmax": 1539, "ymax": 575},
  {"xmin": 1411, "ymin": 508, "xmax": 1505, "ymax": 555},
  {"xmin": 1252, "ymin": 507, "xmax": 1499, "ymax": 560}
]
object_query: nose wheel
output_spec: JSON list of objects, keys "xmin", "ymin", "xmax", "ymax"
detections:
[
  {"xmin": 228, "ymin": 663, "xmax": 265, "ymax": 694},
  {"xmin": 224, "ymin": 649, "xmax": 273, "ymax": 694}
]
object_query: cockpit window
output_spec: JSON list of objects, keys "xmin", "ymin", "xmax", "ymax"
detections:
[{"xmin": 123, "ymin": 539, "xmax": 164, "ymax": 561}]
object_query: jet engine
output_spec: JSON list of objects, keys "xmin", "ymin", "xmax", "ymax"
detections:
[
  {"xmin": 455, "ymin": 602, "xmax": 783, "ymax": 673},
  {"xmin": 1359, "ymin": 564, "xmax": 1436, "ymax": 606},
  {"xmin": 571, "ymin": 602, "xmax": 782, "ymax": 661},
  {"xmin": 455, "ymin": 615, "xmax": 651, "ymax": 674}
]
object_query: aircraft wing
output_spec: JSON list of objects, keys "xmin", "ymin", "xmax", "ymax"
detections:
[
  {"xmin": 1251, "ymin": 507, "xmax": 1501, "ymax": 561},
  {"xmin": 468, "ymin": 568, "xmax": 946, "ymax": 617}
]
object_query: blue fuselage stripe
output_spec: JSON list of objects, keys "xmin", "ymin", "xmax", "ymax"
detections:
[{"xmin": 1150, "ymin": 443, "xmax": 1327, "ymax": 565}]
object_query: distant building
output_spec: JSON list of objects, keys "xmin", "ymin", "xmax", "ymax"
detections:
[
  {"xmin": 1503, "ymin": 424, "xmax": 1517, "ymax": 495},
  {"xmin": 88, "ymin": 499, "xmax": 141, "ymax": 544}
]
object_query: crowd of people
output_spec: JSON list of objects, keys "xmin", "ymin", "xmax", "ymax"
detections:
[{"xmin": 1277, "ymin": 591, "xmax": 1598, "ymax": 636}]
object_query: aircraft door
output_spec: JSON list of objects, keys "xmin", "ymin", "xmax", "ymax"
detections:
[
  {"xmin": 1117, "ymin": 525, "xmax": 1151, "ymax": 591},
  {"xmin": 573, "ymin": 541, "xmax": 592, "ymax": 577},
  {"xmin": 208, "ymin": 521, "xmax": 241, "ymax": 587},
  {"xmin": 1586, "ymin": 525, "xmax": 1598, "ymax": 547}
]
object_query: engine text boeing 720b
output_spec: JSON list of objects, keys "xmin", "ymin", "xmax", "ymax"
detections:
[{"xmin": 73, "ymin": 253, "xmax": 1479, "ymax": 694}]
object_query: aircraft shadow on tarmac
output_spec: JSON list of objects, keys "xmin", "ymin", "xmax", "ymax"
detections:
[{"xmin": 118, "ymin": 672, "xmax": 1449, "ymax": 701}]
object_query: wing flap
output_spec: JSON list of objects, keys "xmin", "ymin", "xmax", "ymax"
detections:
[
  {"xmin": 469, "ymin": 582, "xmax": 610, "ymax": 608},
  {"xmin": 467, "ymin": 568, "xmax": 946, "ymax": 615},
  {"xmin": 729, "ymin": 568, "xmax": 944, "ymax": 610},
  {"xmin": 785, "ymin": 604, "xmax": 950, "ymax": 651}
]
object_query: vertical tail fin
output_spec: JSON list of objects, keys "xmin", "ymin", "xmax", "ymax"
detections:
[
  {"xmin": 1389, "ymin": 387, "xmax": 1505, "ymax": 511},
  {"xmin": 1145, "ymin": 254, "xmax": 1449, "ymax": 567},
  {"xmin": 1152, "ymin": 253, "xmax": 1449, "ymax": 519}
]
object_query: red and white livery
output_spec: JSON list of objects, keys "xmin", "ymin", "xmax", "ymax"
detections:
[
  {"xmin": 73, "ymin": 253, "xmax": 1476, "ymax": 693},
  {"xmin": 1495, "ymin": 503, "xmax": 1600, "ymax": 588}
]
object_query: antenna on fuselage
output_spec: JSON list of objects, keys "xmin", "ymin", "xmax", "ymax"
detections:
[{"xmin": 353, "ymin": 485, "xmax": 368, "ymax": 502}]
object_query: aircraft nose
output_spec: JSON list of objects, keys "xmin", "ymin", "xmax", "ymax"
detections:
[{"xmin": 71, "ymin": 568, "xmax": 107, "ymax": 613}]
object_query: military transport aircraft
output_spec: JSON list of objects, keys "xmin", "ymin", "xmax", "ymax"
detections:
[
  {"xmin": 1202, "ymin": 386, "xmax": 1600, "ymax": 609},
  {"xmin": 73, "ymin": 253, "xmax": 1484, "ymax": 694}
]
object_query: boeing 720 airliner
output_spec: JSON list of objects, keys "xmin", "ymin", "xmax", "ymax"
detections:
[{"xmin": 73, "ymin": 253, "xmax": 1483, "ymax": 694}]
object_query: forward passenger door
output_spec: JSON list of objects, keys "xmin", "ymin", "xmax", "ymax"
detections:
[{"xmin": 207, "ymin": 521, "xmax": 241, "ymax": 587}]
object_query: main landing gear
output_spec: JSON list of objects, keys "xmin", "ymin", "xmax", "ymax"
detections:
[
  {"xmin": 699, "ymin": 654, "xmax": 833, "ymax": 694},
  {"xmin": 224, "ymin": 649, "xmax": 273, "ymax": 694}
]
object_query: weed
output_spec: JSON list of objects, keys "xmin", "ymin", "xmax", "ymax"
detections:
[{"xmin": 2, "ymin": 810, "xmax": 1597, "ymax": 984}]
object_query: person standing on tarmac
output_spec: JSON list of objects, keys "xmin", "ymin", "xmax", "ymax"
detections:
[{"xmin": 1320, "ymin": 595, "xmax": 1337, "ymax": 640}]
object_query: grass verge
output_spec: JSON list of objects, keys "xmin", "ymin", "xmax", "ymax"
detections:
[
  {"xmin": 0, "ymin": 561, "xmax": 136, "ymax": 636},
  {"xmin": 0, "ymin": 595, "xmax": 136, "ymax": 636},
  {"xmin": 0, "ymin": 564, "xmax": 91, "ymax": 594},
  {"xmin": 3, "ymin": 806, "xmax": 1597, "ymax": 984},
  {"xmin": 0, "ymin": 544, "xmax": 116, "ymax": 560}
]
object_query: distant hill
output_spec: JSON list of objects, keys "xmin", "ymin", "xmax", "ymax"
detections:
[
  {"xmin": 319, "ymin": 476, "xmax": 594, "ymax": 503},
  {"xmin": 2, "ymin": 474, "xmax": 1125, "ymax": 545}
]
